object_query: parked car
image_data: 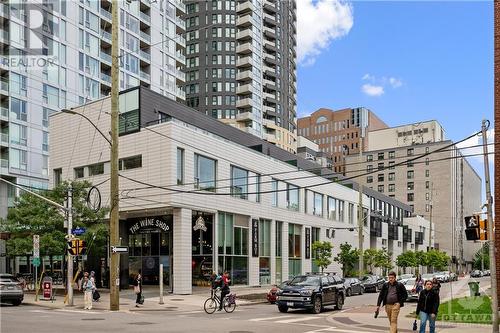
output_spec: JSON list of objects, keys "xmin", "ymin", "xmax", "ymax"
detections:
[
  {"xmin": 343, "ymin": 277, "xmax": 364, "ymax": 296},
  {"xmin": 470, "ymin": 270, "xmax": 483, "ymax": 278},
  {"xmin": 397, "ymin": 274, "xmax": 415, "ymax": 282},
  {"xmin": 434, "ymin": 271, "xmax": 449, "ymax": 283},
  {"xmin": 448, "ymin": 272, "xmax": 458, "ymax": 281},
  {"xmin": 0, "ymin": 274, "xmax": 24, "ymax": 306},
  {"xmin": 276, "ymin": 274, "xmax": 345, "ymax": 314},
  {"xmin": 482, "ymin": 270, "xmax": 491, "ymax": 277},
  {"xmin": 421, "ymin": 273, "xmax": 435, "ymax": 282},
  {"xmin": 402, "ymin": 278, "xmax": 419, "ymax": 302},
  {"xmin": 361, "ymin": 275, "xmax": 385, "ymax": 293},
  {"xmin": 267, "ymin": 280, "xmax": 289, "ymax": 304}
]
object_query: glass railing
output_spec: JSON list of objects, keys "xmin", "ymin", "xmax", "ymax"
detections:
[
  {"xmin": 101, "ymin": 8, "xmax": 111, "ymax": 20},
  {"xmin": 101, "ymin": 72, "xmax": 111, "ymax": 83},
  {"xmin": 140, "ymin": 31, "xmax": 151, "ymax": 42},
  {"xmin": 140, "ymin": 50, "xmax": 151, "ymax": 61},
  {"xmin": 140, "ymin": 11, "xmax": 151, "ymax": 23},
  {"xmin": 1, "ymin": 133, "xmax": 8, "ymax": 143},
  {"xmin": 0, "ymin": 158, "xmax": 8, "ymax": 168},
  {"xmin": 140, "ymin": 71, "xmax": 150, "ymax": 81},
  {"xmin": 101, "ymin": 30, "xmax": 111, "ymax": 41},
  {"xmin": 100, "ymin": 52, "xmax": 112, "ymax": 63}
]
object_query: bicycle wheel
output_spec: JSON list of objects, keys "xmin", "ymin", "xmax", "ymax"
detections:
[
  {"xmin": 204, "ymin": 297, "xmax": 218, "ymax": 314},
  {"xmin": 224, "ymin": 299, "xmax": 236, "ymax": 313}
]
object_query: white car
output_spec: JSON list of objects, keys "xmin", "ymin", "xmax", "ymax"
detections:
[
  {"xmin": 398, "ymin": 274, "xmax": 415, "ymax": 284},
  {"xmin": 402, "ymin": 278, "xmax": 419, "ymax": 302}
]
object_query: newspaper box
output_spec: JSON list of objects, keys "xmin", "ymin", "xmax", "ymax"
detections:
[{"xmin": 42, "ymin": 276, "xmax": 53, "ymax": 300}]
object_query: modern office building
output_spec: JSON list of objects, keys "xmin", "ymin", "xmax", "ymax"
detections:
[
  {"xmin": 0, "ymin": 0, "xmax": 186, "ymax": 219},
  {"xmin": 345, "ymin": 121, "xmax": 482, "ymax": 272},
  {"xmin": 297, "ymin": 107, "xmax": 388, "ymax": 174},
  {"xmin": 183, "ymin": 0, "xmax": 298, "ymax": 153},
  {"xmin": 47, "ymin": 86, "xmax": 429, "ymax": 293}
]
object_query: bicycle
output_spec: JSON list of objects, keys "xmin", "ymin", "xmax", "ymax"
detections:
[{"xmin": 203, "ymin": 287, "xmax": 236, "ymax": 314}]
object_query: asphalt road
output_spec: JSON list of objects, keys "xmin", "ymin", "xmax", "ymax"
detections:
[{"xmin": 1, "ymin": 276, "xmax": 490, "ymax": 333}]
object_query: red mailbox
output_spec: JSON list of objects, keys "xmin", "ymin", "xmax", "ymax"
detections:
[{"xmin": 42, "ymin": 277, "xmax": 52, "ymax": 300}]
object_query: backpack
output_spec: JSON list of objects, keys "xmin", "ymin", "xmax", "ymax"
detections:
[{"xmin": 212, "ymin": 275, "xmax": 222, "ymax": 289}]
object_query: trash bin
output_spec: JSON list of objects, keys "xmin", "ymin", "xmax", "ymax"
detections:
[{"xmin": 468, "ymin": 281, "xmax": 480, "ymax": 297}]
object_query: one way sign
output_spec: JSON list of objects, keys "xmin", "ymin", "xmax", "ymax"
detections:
[{"xmin": 111, "ymin": 246, "xmax": 129, "ymax": 253}]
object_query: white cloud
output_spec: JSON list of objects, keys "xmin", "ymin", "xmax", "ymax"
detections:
[
  {"xmin": 297, "ymin": 0, "xmax": 353, "ymax": 66},
  {"xmin": 388, "ymin": 77, "xmax": 403, "ymax": 88},
  {"xmin": 361, "ymin": 83, "xmax": 384, "ymax": 97},
  {"xmin": 361, "ymin": 73, "xmax": 402, "ymax": 97},
  {"xmin": 456, "ymin": 129, "xmax": 494, "ymax": 164}
]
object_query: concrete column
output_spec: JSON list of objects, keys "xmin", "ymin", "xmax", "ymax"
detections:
[
  {"xmin": 270, "ymin": 219, "xmax": 276, "ymax": 285},
  {"xmin": 173, "ymin": 207, "xmax": 192, "ymax": 295},
  {"xmin": 282, "ymin": 222, "xmax": 289, "ymax": 280},
  {"xmin": 248, "ymin": 217, "xmax": 259, "ymax": 286}
]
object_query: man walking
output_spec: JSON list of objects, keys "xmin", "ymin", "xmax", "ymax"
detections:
[{"xmin": 376, "ymin": 271, "xmax": 408, "ymax": 333}]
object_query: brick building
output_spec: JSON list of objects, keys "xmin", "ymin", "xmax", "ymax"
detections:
[{"xmin": 297, "ymin": 108, "xmax": 388, "ymax": 174}]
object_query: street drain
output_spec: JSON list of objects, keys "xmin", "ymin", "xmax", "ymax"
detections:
[
  {"xmin": 81, "ymin": 318, "xmax": 105, "ymax": 321},
  {"xmin": 129, "ymin": 322, "xmax": 155, "ymax": 325}
]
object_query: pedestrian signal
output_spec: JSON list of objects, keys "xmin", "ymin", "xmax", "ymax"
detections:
[{"xmin": 67, "ymin": 239, "xmax": 86, "ymax": 256}]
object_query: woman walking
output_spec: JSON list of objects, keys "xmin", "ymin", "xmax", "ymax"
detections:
[
  {"xmin": 134, "ymin": 270, "xmax": 143, "ymax": 307},
  {"xmin": 82, "ymin": 274, "xmax": 95, "ymax": 310},
  {"xmin": 416, "ymin": 280, "xmax": 440, "ymax": 333},
  {"xmin": 413, "ymin": 274, "xmax": 424, "ymax": 294}
]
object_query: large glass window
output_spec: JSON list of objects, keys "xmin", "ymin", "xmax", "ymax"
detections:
[
  {"xmin": 338, "ymin": 200, "xmax": 345, "ymax": 222},
  {"xmin": 348, "ymin": 203, "xmax": 355, "ymax": 224},
  {"xmin": 194, "ymin": 154, "xmax": 217, "ymax": 192},
  {"xmin": 287, "ymin": 184, "xmax": 299, "ymax": 211},
  {"xmin": 11, "ymin": 98, "xmax": 27, "ymax": 121},
  {"xmin": 192, "ymin": 212, "xmax": 214, "ymax": 286},
  {"xmin": 259, "ymin": 219, "xmax": 271, "ymax": 285},
  {"xmin": 313, "ymin": 192, "xmax": 323, "ymax": 217},
  {"xmin": 271, "ymin": 179, "xmax": 278, "ymax": 207},
  {"xmin": 276, "ymin": 221, "xmax": 283, "ymax": 283},
  {"xmin": 10, "ymin": 148, "xmax": 27, "ymax": 170},
  {"xmin": 10, "ymin": 123, "xmax": 27, "ymax": 146},
  {"xmin": 231, "ymin": 166, "xmax": 248, "ymax": 199},
  {"xmin": 288, "ymin": 223, "xmax": 302, "ymax": 279},
  {"xmin": 311, "ymin": 227, "xmax": 321, "ymax": 273},
  {"xmin": 218, "ymin": 212, "xmax": 248, "ymax": 285},
  {"xmin": 327, "ymin": 197, "xmax": 337, "ymax": 220},
  {"xmin": 177, "ymin": 148, "xmax": 184, "ymax": 185}
]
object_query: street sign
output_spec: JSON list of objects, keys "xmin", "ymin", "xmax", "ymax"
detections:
[
  {"xmin": 33, "ymin": 234, "xmax": 40, "ymax": 258},
  {"xmin": 32, "ymin": 257, "xmax": 41, "ymax": 267},
  {"xmin": 67, "ymin": 239, "xmax": 86, "ymax": 256},
  {"xmin": 72, "ymin": 227, "xmax": 86, "ymax": 236},
  {"xmin": 111, "ymin": 246, "xmax": 129, "ymax": 253}
]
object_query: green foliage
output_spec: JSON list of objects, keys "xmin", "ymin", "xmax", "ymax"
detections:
[
  {"xmin": 473, "ymin": 244, "xmax": 489, "ymax": 270},
  {"xmin": 396, "ymin": 251, "xmax": 418, "ymax": 269},
  {"xmin": 3, "ymin": 180, "xmax": 108, "ymax": 257},
  {"xmin": 334, "ymin": 242, "xmax": 360, "ymax": 277},
  {"xmin": 363, "ymin": 248, "xmax": 393, "ymax": 275},
  {"xmin": 426, "ymin": 249, "xmax": 450, "ymax": 271},
  {"xmin": 415, "ymin": 250, "xmax": 429, "ymax": 267},
  {"xmin": 311, "ymin": 241, "xmax": 333, "ymax": 273},
  {"xmin": 437, "ymin": 296, "xmax": 492, "ymax": 324}
]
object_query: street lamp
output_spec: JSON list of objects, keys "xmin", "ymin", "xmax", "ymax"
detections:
[{"xmin": 61, "ymin": 109, "xmax": 112, "ymax": 146}]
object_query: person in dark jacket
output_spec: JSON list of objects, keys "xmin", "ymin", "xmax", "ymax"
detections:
[
  {"xmin": 416, "ymin": 280, "xmax": 440, "ymax": 333},
  {"xmin": 431, "ymin": 277, "xmax": 441, "ymax": 295},
  {"xmin": 376, "ymin": 271, "xmax": 408, "ymax": 333}
]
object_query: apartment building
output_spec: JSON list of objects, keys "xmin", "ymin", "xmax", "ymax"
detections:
[
  {"xmin": 183, "ymin": 0, "xmax": 298, "ymax": 153},
  {"xmin": 297, "ymin": 107, "xmax": 388, "ymax": 174},
  {"xmin": 47, "ymin": 86, "xmax": 429, "ymax": 293},
  {"xmin": 345, "ymin": 121, "xmax": 481, "ymax": 271},
  {"xmin": 0, "ymin": 0, "xmax": 186, "ymax": 218}
]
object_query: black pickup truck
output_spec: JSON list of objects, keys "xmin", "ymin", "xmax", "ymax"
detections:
[{"xmin": 276, "ymin": 274, "xmax": 345, "ymax": 314}]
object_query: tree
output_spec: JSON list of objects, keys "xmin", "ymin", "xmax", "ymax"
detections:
[
  {"xmin": 363, "ymin": 248, "xmax": 379, "ymax": 274},
  {"xmin": 375, "ymin": 248, "xmax": 393, "ymax": 276},
  {"xmin": 2, "ymin": 180, "xmax": 108, "ymax": 259},
  {"xmin": 334, "ymin": 242, "xmax": 360, "ymax": 277},
  {"xmin": 473, "ymin": 243, "xmax": 490, "ymax": 270},
  {"xmin": 426, "ymin": 249, "xmax": 450, "ymax": 271},
  {"xmin": 415, "ymin": 250, "xmax": 429, "ymax": 269},
  {"xmin": 396, "ymin": 251, "xmax": 417, "ymax": 272},
  {"xmin": 312, "ymin": 241, "xmax": 333, "ymax": 273}
]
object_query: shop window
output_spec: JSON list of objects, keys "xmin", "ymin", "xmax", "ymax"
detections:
[
  {"xmin": 194, "ymin": 154, "xmax": 217, "ymax": 192},
  {"xmin": 231, "ymin": 166, "xmax": 248, "ymax": 199}
]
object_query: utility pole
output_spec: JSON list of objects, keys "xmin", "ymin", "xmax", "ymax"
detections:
[
  {"xmin": 109, "ymin": 0, "xmax": 120, "ymax": 311},
  {"xmin": 67, "ymin": 184, "xmax": 73, "ymax": 306},
  {"xmin": 428, "ymin": 182, "xmax": 433, "ymax": 251},
  {"xmin": 460, "ymin": 158, "xmax": 465, "ymax": 275},
  {"xmin": 358, "ymin": 130, "xmax": 364, "ymax": 279},
  {"xmin": 481, "ymin": 119, "xmax": 499, "ymax": 333}
]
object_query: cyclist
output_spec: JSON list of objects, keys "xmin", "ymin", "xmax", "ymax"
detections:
[{"xmin": 219, "ymin": 271, "xmax": 231, "ymax": 311}]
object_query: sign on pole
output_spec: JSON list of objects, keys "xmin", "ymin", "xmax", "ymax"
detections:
[
  {"xmin": 33, "ymin": 234, "xmax": 40, "ymax": 258},
  {"xmin": 111, "ymin": 246, "xmax": 129, "ymax": 254}
]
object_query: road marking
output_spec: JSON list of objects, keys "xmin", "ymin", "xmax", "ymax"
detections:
[
  {"xmin": 275, "ymin": 316, "xmax": 318, "ymax": 323},
  {"xmin": 249, "ymin": 315, "xmax": 294, "ymax": 321},
  {"xmin": 303, "ymin": 328, "xmax": 373, "ymax": 333}
]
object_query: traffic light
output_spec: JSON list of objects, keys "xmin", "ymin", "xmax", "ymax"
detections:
[
  {"xmin": 67, "ymin": 239, "xmax": 87, "ymax": 255},
  {"xmin": 479, "ymin": 219, "xmax": 488, "ymax": 241},
  {"xmin": 465, "ymin": 215, "xmax": 480, "ymax": 241}
]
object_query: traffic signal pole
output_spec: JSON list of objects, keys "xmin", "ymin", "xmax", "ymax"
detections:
[
  {"xmin": 67, "ymin": 184, "xmax": 73, "ymax": 306},
  {"xmin": 481, "ymin": 119, "xmax": 499, "ymax": 333}
]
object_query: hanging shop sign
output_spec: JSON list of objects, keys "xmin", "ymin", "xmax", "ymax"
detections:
[
  {"xmin": 129, "ymin": 217, "xmax": 171, "ymax": 234},
  {"xmin": 305, "ymin": 227, "xmax": 311, "ymax": 259},
  {"xmin": 193, "ymin": 216, "xmax": 207, "ymax": 232},
  {"xmin": 252, "ymin": 219, "xmax": 259, "ymax": 257}
]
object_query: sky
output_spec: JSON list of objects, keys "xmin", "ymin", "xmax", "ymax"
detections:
[{"xmin": 296, "ymin": 0, "xmax": 494, "ymax": 194}]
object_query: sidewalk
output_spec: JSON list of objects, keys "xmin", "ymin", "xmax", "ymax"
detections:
[{"xmin": 23, "ymin": 285, "xmax": 266, "ymax": 312}]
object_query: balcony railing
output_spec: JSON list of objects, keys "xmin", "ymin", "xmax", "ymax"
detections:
[
  {"xmin": 140, "ymin": 49, "xmax": 151, "ymax": 61},
  {"xmin": 140, "ymin": 71, "xmax": 150, "ymax": 81},
  {"xmin": 0, "ymin": 133, "xmax": 8, "ymax": 144},
  {"xmin": 140, "ymin": 11, "xmax": 151, "ymax": 23},
  {"xmin": 0, "ymin": 106, "xmax": 7, "ymax": 118},
  {"xmin": 100, "ymin": 52, "xmax": 112, "ymax": 63},
  {"xmin": 0, "ymin": 158, "xmax": 8, "ymax": 168},
  {"xmin": 175, "ymin": 17, "xmax": 186, "ymax": 29},
  {"xmin": 175, "ymin": 51, "xmax": 185, "ymax": 63},
  {"xmin": 101, "ymin": 30, "xmax": 111, "ymax": 41},
  {"xmin": 100, "ymin": 8, "xmax": 112, "ymax": 20},
  {"xmin": 101, "ymin": 72, "xmax": 111, "ymax": 83},
  {"xmin": 140, "ymin": 31, "xmax": 151, "ymax": 42}
]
